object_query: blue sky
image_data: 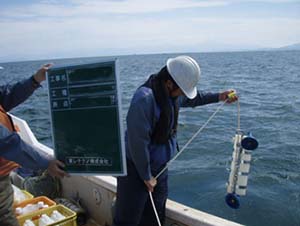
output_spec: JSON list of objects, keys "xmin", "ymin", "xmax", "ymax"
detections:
[{"xmin": 0, "ymin": 0, "xmax": 299, "ymax": 62}]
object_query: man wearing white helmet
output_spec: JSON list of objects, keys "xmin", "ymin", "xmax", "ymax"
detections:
[{"xmin": 113, "ymin": 56, "xmax": 237, "ymax": 226}]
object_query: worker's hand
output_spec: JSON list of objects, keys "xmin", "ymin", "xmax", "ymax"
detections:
[
  {"xmin": 47, "ymin": 159, "xmax": 70, "ymax": 178},
  {"xmin": 33, "ymin": 63, "xmax": 53, "ymax": 83},
  {"xmin": 144, "ymin": 177, "xmax": 157, "ymax": 192},
  {"xmin": 219, "ymin": 90, "xmax": 238, "ymax": 103}
]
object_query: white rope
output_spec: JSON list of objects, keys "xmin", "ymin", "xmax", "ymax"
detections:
[
  {"xmin": 237, "ymin": 99, "xmax": 241, "ymax": 131},
  {"xmin": 155, "ymin": 100, "xmax": 227, "ymax": 180},
  {"xmin": 149, "ymin": 191, "xmax": 162, "ymax": 226},
  {"xmin": 150, "ymin": 100, "xmax": 229, "ymax": 226}
]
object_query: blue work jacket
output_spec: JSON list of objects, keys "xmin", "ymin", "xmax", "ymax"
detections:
[
  {"xmin": 125, "ymin": 86, "xmax": 219, "ymax": 181},
  {"xmin": 0, "ymin": 77, "xmax": 50, "ymax": 172}
]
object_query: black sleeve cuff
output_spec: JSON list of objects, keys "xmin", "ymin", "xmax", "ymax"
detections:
[{"xmin": 30, "ymin": 75, "xmax": 41, "ymax": 88}]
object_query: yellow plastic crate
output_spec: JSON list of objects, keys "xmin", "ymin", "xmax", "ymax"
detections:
[
  {"xmin": 15, "ymin": 196, "xmax": 56, "ymax": 218},
  {"xmin": 13, "ymin": 188, "xmax": 34, "ymax": 206},
  {"xmin": 18, "ymin": 204, "xmax": 77, "ymax": 226},
  {"xmin": 21, "ymin": 190, "xmax": 34, "ymax": 200}
]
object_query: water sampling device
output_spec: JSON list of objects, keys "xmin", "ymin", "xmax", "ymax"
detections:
[{"xmin": 225, "ymin": 92, "xmax": 259, "ymax": 209}]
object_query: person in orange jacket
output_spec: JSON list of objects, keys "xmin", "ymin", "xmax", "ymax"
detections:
[{"xmin": 0, "ymin": 64, "xmax": 69, "ymax": 226}]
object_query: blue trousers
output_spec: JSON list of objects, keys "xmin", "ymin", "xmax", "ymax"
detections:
[{"xmin": 113, "ymin": 160, "xmax": 168, "ymax": 226}]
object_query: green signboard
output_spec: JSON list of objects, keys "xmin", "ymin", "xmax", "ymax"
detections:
[{"xmin": 47, "ymin": 60, "xmax": 126, "ymax": 175}]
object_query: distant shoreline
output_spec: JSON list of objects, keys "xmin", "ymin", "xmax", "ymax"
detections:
[{"xmin": 1, "ymin": 49, "xmax": 300, "ymax": 65}]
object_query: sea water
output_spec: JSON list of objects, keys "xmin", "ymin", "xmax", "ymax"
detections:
[{"xmin": 1, "ymin": 50, "xmax": 299, "ymax": 226}]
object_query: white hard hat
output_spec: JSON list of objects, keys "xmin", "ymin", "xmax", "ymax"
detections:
[{"xmin": 166, "ymin": 55, "xmax": 200, "ymax": 99}]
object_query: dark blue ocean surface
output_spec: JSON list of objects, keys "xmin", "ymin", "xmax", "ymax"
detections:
[{"xmin": 1, "ymin": 51, "xmax": 299, "ymax": 226}]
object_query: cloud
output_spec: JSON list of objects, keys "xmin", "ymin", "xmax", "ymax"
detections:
[
  {"xmin": 1, "ymin": 0, "xmax": 299, "ymax": 20},
  {"xmin": 0, "ymin": 0, "xmax": 299, "ymax": 61},
  {"xmin": 1, "ymin": 0, "xmax": 299, "ymax": 21},
  {"xmin": 0, "ymin": 0, "xmax": 229, "ymax": 19},
  {"xmin": 69, "ymin": 0, "xmax": 229, "ymax": 14},
  {"xmin": 1, "ymin": 15, "xmax": 299, "ymax": 53}
]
